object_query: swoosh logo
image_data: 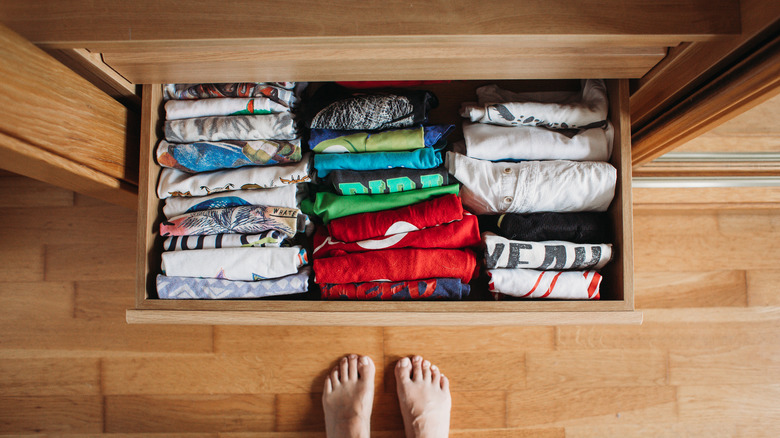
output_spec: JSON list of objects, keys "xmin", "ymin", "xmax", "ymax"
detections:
[{"xmin": 355, "ymin": 221, "xmax": 419, "ymax": 250}]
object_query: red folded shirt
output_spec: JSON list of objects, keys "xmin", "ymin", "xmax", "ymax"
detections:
[
  {"xmin": 327, "ymin": 194, "xmax": 464, "ymax": 243},
  {"xmin": 314, "ymin": 214, "xmax": 480, "ymax": 258},
  {"xmin": 313, "ymin": 248, "xmax": 478, "ymax": 284}
]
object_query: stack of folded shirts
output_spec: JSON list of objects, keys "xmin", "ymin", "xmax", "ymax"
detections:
[
  {"xmin": 302, "ymin": 83, "xmax": 477, "ymax": 300},
  {"xmin": 154, "ymin": 82, "xmax": 313, "ymax": 299},
  {"xmin": 450, "ymin": 80, "xmax": 617, "ymax": 300}
]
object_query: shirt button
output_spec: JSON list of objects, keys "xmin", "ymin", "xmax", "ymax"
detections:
[
  {"xmin": 503, "ymin": 167, "xmax": 512, "ymax": 174},
  {"xmin": 503, "ymin": 196, "xmax": 513, "ymax": 204}
]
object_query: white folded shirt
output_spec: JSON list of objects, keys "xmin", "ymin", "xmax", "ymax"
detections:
[
  {"xmin": 460, "ymin": 79, "xmax": 608, "ymax": 129},
  {"xmin": 488, "ymin": 268, "xmax": 602, "ymax": 299},
  {"xmin": 165, "ymin": 97, "xmax": 291, "ymax": 120},
  {"xmin": 463, "ymin": 121, "xmax": 613, "ymax": 161},
  {"xmin": 161, "ymin": 246, "xmax": 307, "ymax": 281},
  {"xmin": 482, "ymin": 232, "xmax": 612, "ymax": 270},
  {"xmin": 163, "ymin": 186, "xmax": 298, "ymax": 218},
  {"xmin": 157, "ymin": 154, "xmax": 311, "ymax": 199},
  {"xmin": 445, "ymin": 152, "xmax": 616, "ymax": 214}
]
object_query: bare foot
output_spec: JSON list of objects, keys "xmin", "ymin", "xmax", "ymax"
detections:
[
  {"xmin": 395, "ymin": 355, "xmax": 451, "ymax": 438},
  {"xmin": 322, "ymin": 354, "xmax": 375, "ymax": 438}
]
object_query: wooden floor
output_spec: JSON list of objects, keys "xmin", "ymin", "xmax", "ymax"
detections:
[{"xmin": 1, "ymin": 170, "xmax": 779, "ymax": 437}]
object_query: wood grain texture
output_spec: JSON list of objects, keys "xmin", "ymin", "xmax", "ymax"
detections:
[
  {"xmin": 630, "ymin": 0, "xmax": 780, "ymax": 129},
  {"xmin": 525, "ymin": 350, "xmax": 667, "ymax": 388},
  {"xmin": 0, "ymin": 396, "xmax": 103, "ymax": 433},
  {"xmin": 670, "ymin": 344, "xmax": 780, "ymax": 385},
  {"xmin": 634, "ymin": 271, "xmax": 748, "ymax": 308},
  {"xmin": 46, "ymin": 48, "xmax": 139, "ymax": 108},
  {"xmin": 0, "ymin": 174, "xmax": 74, "ymax": 207},
  {"xmin": 0, "ymin": 358, "xmax": 100, "ymax": 395},
  {"xmin": 0, "ymin": 1, "xmax": 739, "ymax": 47},
  {"xmin": 633, "ymin": 186, "xmax": 780, "ymax": 209},
  {"xmin": 747, "ymin": 270, "xmax": 780, "ymax": 306},
  {"xmin": 0, "ymin": 24, "xmax": 139, "ymax": 197}
]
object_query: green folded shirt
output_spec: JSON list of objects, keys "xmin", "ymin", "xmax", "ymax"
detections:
[
  {"xmin": 311, "ymin": 126, "xmax": 425, "ymax": 153},
  {"xmin": 301, "ymin": 184, "xmax": 460, "ymax": 223}
]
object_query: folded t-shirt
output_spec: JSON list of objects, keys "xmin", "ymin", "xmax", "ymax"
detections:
[
  {"xmin": 156, "ymin": 267, "xmax": 310, "ymax": 299},
  {"xmin": 478, "ymin": 212, "xmax": 611, "ymax": 244},
  {"xmin": 165, "ymin": 97, "xmax": 291, "ymax": 120},
  {"xmin": 482, "ymin": 232, "xmax": 612, "ymax": 270},
  {"xmin": 327, "ymin": 166, "xmax": 448, "ymax": 195},
  {"xmin": 156, "ymin": 139, "xmax": 301, "ymax": 173},
  {"xmin": 302, "ymin": 184, "xmax": 460, "ymax": 224},
  {"xmin": 163, "ymin": 231, "xmax": 287, "ymax": 251},
  {"xmin": 488, "ymin": 268, "xmax": 602, "ymax": 300},
  {"xmin": 309, "ymin": 125, "xmax": 454, "ymax": 153},
  {"xmin": 161, "ymin": 246, "xmax": 308, "ymax": 281},
  {"xmin": 313, "ymin": 248, "xmax": 477, "ymax": 284},
  {"xmin": 160, "ymin": 205, "xmax": 301, "ymax": 237},
  {"xmin": 327, "ymin": 193, "xmax": 463, "ymax": 242},
  {"xmin": 163, "ymin": 83, "xmax": 300, "ymax": 107},
  {"xmin": 320, "ymin": 278, "xmax": 469, "ymax": 300},
  {"xmin": 162, "ymin": 186, "xmax": 298, "ymax": 219},
  {"xmin": 165, "ymin": 113, "xmax": 297, "ymax": 143},
  {"xmin": 313, "ymin": 147, "xmax": 442, "ymax": 178}
]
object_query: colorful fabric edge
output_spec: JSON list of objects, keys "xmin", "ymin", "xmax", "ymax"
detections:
[
  {"xmin": 320, "ymin": 278, "xmax": 469, "ymax": 300},
  {"xmin": 156, "ymin": 267, "xmax": 311, "ymax": 299}
]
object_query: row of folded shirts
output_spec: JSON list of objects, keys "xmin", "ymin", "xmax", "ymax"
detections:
[
  {"xmin": 453, "ymin": 80, "xmax": 616, "ymax": 300},
  {"xmin": 153, "ymin": 82, "xmax": 313, "ymax": 300}
]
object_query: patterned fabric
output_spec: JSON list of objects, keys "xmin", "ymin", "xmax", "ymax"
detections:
[
  {"xmin": 313, "ymin": 248, "xmax": 477, "ymax": 284},
  {"xmin": 161, "ymin": 246, "xmax": 308, "ymax": 281},
  {"xmin": 163, "ymin": 231, "xmax": 287, "ymax": 251},
  {"xmin": 446, "ymin": 152, "xmax": 616, "ymax": 214},
  {"xmin": 157, "ymin": 156, "xmax": 311, "ymax": 199},
  {"xmin": 163, "ymin": 83, "xmax": 300, "ymax": 108},
  {"xmin": 165, "ymin": 97, "xmax": 291, "ymax": 120},
  {"xmin": 160, "ymin": 206, "xmax": 300, "ymax": 237},
  {"xmin": 483, "ymin": 232, "xmax": 612, "ymax": 270},
  {"xmin": 461, "ymin": 80, "xmax": 608, "ymax": 130},
  {"xmin": 156, "ymin": 267, "xmax": 311, "ymax": 299},
  {"xmin": 301, "ymin": 184, "xmax": 460, "ymax": 224},
  {"xmin": 313, "ymin": 147, "xmax": 442, "ymax": 178},
  {"xmin": 156, "ymin": 139, "xmax": 302, "ymax": 173},
  {"xmin": 479, "ymin": 212, "xmax": 611, "ymax": 245},
  {"xmin": 327, "ymin": 166, "xmax": 448, "ymax": 195},
  {"xmin": 327, "ymin": 193, "xmax": 463, "ymax": 242},
  {"xmin": 163, "ymin": 186, "xmax": 298, "ymax": 219},
  {"xmin": 488, "ymin": 269, "xmax": 602, "ymax": 300},
  {"xmin": 164, "ymin": 113, "xmax": 297, "ymax": 143},
  {"xmin": 313, "ymin": 214, "xmax": 481, "ymax": 258},
  {"xmin": 309, "ymin": 125, "xmax": 454, "ymax": 153},
  {"xmin": 320, "ymin": 278, "xmax": 469, "ymax": 300},
  {"xmin": 462, "ymin": 121, "xmax": 613, "ymax": 162},
  {"xmin": 306, "ymin": 83, "xmax": 438, "ymax": 130}
]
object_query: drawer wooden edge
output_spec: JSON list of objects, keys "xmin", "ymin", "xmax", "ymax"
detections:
[{"xmin": 126, "ymin": 309, "xmax": 643, "ymax": 326}]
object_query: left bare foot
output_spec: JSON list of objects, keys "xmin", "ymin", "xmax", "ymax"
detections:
[{"xmin": 322, "ymin": 354, "xmax": 375, "ymax": 438}]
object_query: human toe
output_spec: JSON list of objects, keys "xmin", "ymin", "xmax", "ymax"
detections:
[
  {"xmin": 395, "ymin": 356, "xmax": 412, "ymax": 383},
  {"xmin": 412, "ymin": 355, "xmax": 423, "ymax": 382},
  {"xmin": 358, "ymin": 355, "xmax": 375, "ymax": 381},
  {"xmin": 348, "ymin": 354, "xmax": 359, "ymax": 381},
  {"xmin": 422, "ymin": 359, "xmax": 432, "ymax": 382},
  {"xmin": 339, "ymin": 356, "xmax": 350, "ymax": 383}
]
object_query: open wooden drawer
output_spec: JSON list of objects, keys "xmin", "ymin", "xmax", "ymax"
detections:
[{"xmin": 128, "ymin": 79, "xmax": 638, "ymax": 326}]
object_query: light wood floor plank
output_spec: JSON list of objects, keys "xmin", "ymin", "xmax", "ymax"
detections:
[
  {"xmin": 74, "ymin": 280, "xmax": 136, "ymax": 321},
  {"xmin": 0, "ymin": 174, "xmax": 74, "ymax": 207},
  {"xmin": 564, "ymin": 422, "xmax": 738, "ymax": 438},
  {"xmin": 0, "ymin": 244, "xmax": 44, "ymax": 282},
  {"xmin": 746, "ymin": 269, "xmax": 780, "ymax": 306},
  {"xmin": 670, "ymin": 344, "xmax": 780, "ymax": 385},
  {"xmin": 677, "ymin": 384, "xmax": 780, "ymax": 423},
  {"xmin": 0, "ymin": 357, "xmax": 99, "ymax": 396},
  {"xmin": 0, "ymin": 396, "xmax": 102, "ymax": 433},
  {"xmin": 525, "ymin": 350, "xmax": 667, "ymax": 388},
  {"xmin": 105, "ymin": 394, "xmax": 275, "ymax": 433},
  {"xmin": 506, "ymin": 386, "xmax": 677, "ymax": 428},
  {"xmin": 634, "ymin": 271, "xmax": 747, "ymax": 308},
  {"xmin": 45, "ymin": 243, "xmax": 135, "ymax": 281},
  {"xmin": 383, "ymin": 326, "xmax": 555, "ymax": 354}
]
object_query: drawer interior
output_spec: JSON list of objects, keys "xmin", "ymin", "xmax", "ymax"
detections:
[{"xmin": 133, "ymin": 79, "xmax": 635, "ymax": 323}]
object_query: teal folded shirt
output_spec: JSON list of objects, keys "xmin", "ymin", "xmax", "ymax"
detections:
[
  {"xmin": 301, "ymin": 184, "xmax": 460, "ymax": 224},
  {"xmin": 313, "ymin": 147, "xmax": 442, "ymax": 178}
]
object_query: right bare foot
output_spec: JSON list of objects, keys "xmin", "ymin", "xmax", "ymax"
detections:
[{"xmin": 395, "ymin": 355, "xmax": 451, "ymax": 438}]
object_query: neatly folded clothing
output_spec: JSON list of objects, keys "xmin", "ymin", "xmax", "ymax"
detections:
[
  {"xmin": 165, "ymin": 97, "xmax": 291, "ymax": 120},
  {"xmin": 313, "ymin": 248, "xmax": 477, "ymax": 284},
  {"xmin": 327, "ymin": 193, "xmax": 463, "ymax": 242},
  {"xmin": 328, "ymin": 166, "xmax": 449, "ymax": 196},
  {"xmin": 302, "ymin": 184, "xmax": 460, "ymax": 224},
  {"xmin": 163, "ymin": 231, "xmax": 287, "ymax": 251},
  {"xmin": 320, "ymin": 278, "xmax": 469, "ymax": 300},
  {"xmin": 157, "ymin": 156, "xmax": 311, "ymax": 198},
  {"xmin": 479, "ymin": 212, "xmax": 611, "ymax": 244},
  {"xmin": 306, "ymin": 83, "xmax": 438, "ymax": 130},
  {"xmin": 462, "ymin": 121, "xmax": 613, "ymax": 161},
  {"xmin": 313, "ymin": 213, "xmax": 480, "ymax": 257},
  {"xmin": 488, "ymin": 269, "xmax": 602, "ymax": 300},
  {"xmin": 156, "ymin": 139, "xmax": 302, "ymax": 173},
  {"xmin": 310, "ymin": 125, "xmax": 454, "ymax": 153},
  {"xmin": 461, "ymin": 80, "xmax": 608, "ymax": 130},
  {"xmin": 483, "ymin": 232, "xmax": 612, "ymax": 270},
  {"xmin": 161, "ymin": 246, "xmax": 308, "ymax": 281},
  {"xmin": 160, "ymin": 205, "xmax": 301, "ymax": 237},
  {"xmin": 165, "ymin": 113, "xmax": 297, "ymax": 143},
  {"xmin": 313, "ymin": 147, "xmax": 442, "ymax": 177},
  {"xmin": 156, "ymin": 267, "xmax": 311, "ymax": 299},
  {"xmin": 163, "ymin": 186, "xmax": 298, "ymax": 218},
  {"xmin": 163, "ymin": 83, "xmax": 299, "ymax": 107},
  {"xmin": 446, "ymin": 152, "xmax": 616, "ymax": 214}
]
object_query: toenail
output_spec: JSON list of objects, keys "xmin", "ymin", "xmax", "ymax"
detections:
[
  {"xmin": 413, "ymin": 356, "xmax": 422, "ymax": 362},
  {"xmin": 423, "ymin": 360, "xmax": 430, "ymax": 367},
  {"xmin": 349, "ymin": 354, "xmax": 357, "ymax": 359},
  {"xmin": 399, "ymin": 357, "xmax": 410, "ymax": 366},
  {"xmin": 360, "ymin": 356, "xmax": 369, "ymax": 364},
  {"xmin": 432, "ymin": 365, "xmax": 438, "ymax": 370},
  {"xmin": 341, "ymin": 357, "xmax": 347, "ymax": 363}
]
